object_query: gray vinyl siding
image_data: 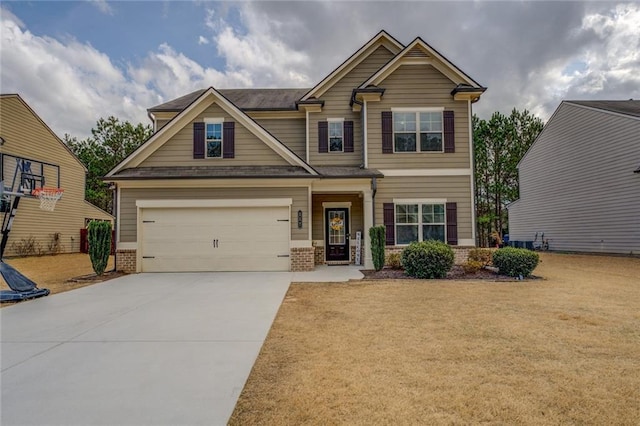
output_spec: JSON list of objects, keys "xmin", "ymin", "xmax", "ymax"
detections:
[
  {"xmin": 139, "ymin": 103, "xmax": 289, "ymax": 167},
  {"xmin": 374, "ymin": 176, "xmax": 473, "ymax": 241},
  {"xmin": 119, "ymin": 187, "xmax": 309, "ymax": 242},
  {"xmin": 251, "ymin": 117, "xmax": 306, "ymax": 159},
  {"xmin": 0, "ymin": 96, "xmax": 91, "ymax": 256},
  {"xmin": 309, "ymin": 45, "xmax": 395, "ymax": 166},
  {"xmin": 508, "ymin": 102, "xmax": 640, "ymax": 254},
  {"xmin": 311, "ymin": 194, "xmax": 364, "ymax": 241},
  {"xmin": 367, "ymin": 64, "xmax": 470, "ymax": 169}
]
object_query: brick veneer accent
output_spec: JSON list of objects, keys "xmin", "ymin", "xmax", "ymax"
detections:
[
  {"xmin": 291, "ymin": 247, "xmax": 315, "ymax": 271},
  {"xmin": 384, "ymin": 246, "xmax": 474, "ymax": 266},
  {"xmin": 116, "ymin": 249, "xmax": 137, "ymax": 273}
]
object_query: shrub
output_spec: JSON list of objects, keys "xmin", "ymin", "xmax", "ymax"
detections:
[
  {"xmin": 369, "ymin": 225, "xmax": 386, "ymax": 271},
  {"xmin": 87, "ymin": 220, "xmax": 112, "ymax": 276},
  {"xmin": 48, "ymin": 232, "xmax": 64, "ymax": 255},
  {"xmin": 468, "ymin": 248, "xmax": 493, "ymax": 266},
  {"xmin": 462, "ymin": 260, "xmax": 484, "ymax": 274},
  {"xmin": 401, "ymin": 240, "xmax": 454, "ymax": 279},
  {"xmin": 11, "ymin": 236, "xmax": 44, "ymax": 257},
  {"xmin": 386, "ymin": 252, "xmax": 402, "ymax": 269},
  {"xmin": 492, "ymin": 247, "xmax": 539, "ymax": 277}
]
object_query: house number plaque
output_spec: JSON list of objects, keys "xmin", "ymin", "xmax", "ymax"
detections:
[{"xmin": 212, "ymin": 239, "xmax": 219, "ymax": 248}]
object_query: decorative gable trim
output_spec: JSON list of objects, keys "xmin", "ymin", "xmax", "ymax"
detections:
[
  {"xmin": 107, "ymin": 87, "xmax": 317, "ymax": 177},
  {"xmin": 359, "ymin": 37, "xmax": 485, "ymax": 92},
  {"xmin": 300, "ymin": 30, "xmax": 403, "ymax": 102}
]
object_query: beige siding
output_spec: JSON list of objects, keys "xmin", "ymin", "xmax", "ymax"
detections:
[
  {"xmin": 311, "ymin": 194, "xmax": 364, "ymax": 240},
  {"xmin": 374, "ymin": 176, "xmax": 473, "ymax": 241},
  {"xmin": 119, "ymin": 187, "xmax": 309, "ymax": 243},
  {"xmin": 252, "ymin": 117, "xmax": 306, "ymax": 159},
  {"xmin": 0, "ymin": 96, "xmax": 88, "ymax": 256},
  {"xmin": 140, "ymin": 103, "xmax": 289, "ymax": 167},
  {"xmin": 309, "ymin": 46, "xmax": 395, "ymax": 167},
  {"xmin": 508, "ymin": 103, "xmax": 640, "ymax": 254},
  {"xmin": 367, "ymin": 64, "xmax": 471, "ymax": 169}
]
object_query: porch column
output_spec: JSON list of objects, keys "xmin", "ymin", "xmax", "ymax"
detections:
[{"xmin": 363, "ymin": 189, "xmax": 374, "ymax": 269}]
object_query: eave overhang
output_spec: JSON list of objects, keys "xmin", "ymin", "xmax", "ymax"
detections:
[{"xmin": 451, "ymin": 84, "xmax": 487, "ymax": 103}]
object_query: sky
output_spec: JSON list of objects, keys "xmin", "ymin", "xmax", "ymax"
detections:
[{"xmin": 1, "ymin": 1, "xmax": 639, "ymax": 139}]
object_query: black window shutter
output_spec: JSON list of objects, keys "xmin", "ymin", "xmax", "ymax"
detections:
[
  {"xmin": 193, "ymin": 122, "xmax": 205, "ymax": 159},
  {"xmin": 446, "ymin": 202, "xmax": 458, "ymax": 245},
  {"xmin": 344, "ymin": 121, "xmax": 354, "ymax": 152},
  {"xmin": 444, "ymin": 110, "xmax": 455, "ymax": 153},
  {"xmin": 318, "ymin": 121, "xmax": 328, "ymax": 153},
  {"xmin": 382, "ymin": 111, "xmax": 393, "ymax": 153},
  {"xmin": 223, "ymin": 121, "xmax": 235, "ymax": 158},
  {"xmin": 383, "ymin": 203, "xmax": 395, "ymax": 245}
]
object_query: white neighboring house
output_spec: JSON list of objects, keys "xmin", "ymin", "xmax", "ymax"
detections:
[{"xmin": 507, "ymin": 100, "xmax": 640, "ymax": 255}]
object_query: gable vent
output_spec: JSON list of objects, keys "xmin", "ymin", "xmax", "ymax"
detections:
[{"xmin": 406, "ymin": 47, "xmax": 428, "ymax": 58}]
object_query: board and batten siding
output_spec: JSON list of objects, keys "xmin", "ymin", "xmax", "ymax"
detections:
[
  {"xmin": 119, "ymin": 187, "xmax": 309, "ymax": 243},
  {"xmin": 139, "ymin": 103, "xmax": 290, "ymax": 167},
  {"xmin": 508, "ymin": 102, "xmax": 640, "ymax": 254},
  {"xmin": 0, "ymin": 95, "xmax": 91, "ymax": 256},
  {"xmin": 251, "ymin": 117, "xmax": 306, "ymax": 159},
  {"xmin": 308, "ymin": 45, "xmax": 395, "ymax": 167},
  {"xmin": 311, "ymin": 194, "xmax": 364, "ymax": 241},
  {"xmin": 374, "ymin": 176, "xmax": 473, "ymax": 242},
  {"xmin": 367, "ymin": 64, "xmax": 470, "ymax": 169}
]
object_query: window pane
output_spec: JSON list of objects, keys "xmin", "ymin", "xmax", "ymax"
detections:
[
  {"xmin": 394, "ymin": 112, "xmax": 416, "ymax": 132},
  {"xmin": 329, "ymin": 137, "xmax": 343, "ymax": 152},
  {"xmin": 420, "ymin": 133, "xmax": 442, "ymax": 151},
  {"xmin": 422, "ymin": 204, "xmax": 434, "ymax": 223},
  {"xmin": 397, "ymin": 225, "xmax": 419, "ymax": 245},
  {"xmin": 207, "ymin": 141, "xmax": 221, "ymax": 158},
  {"xmin": 396, "ymin": 204, "xmax": 418, "ymax": 224},
  {"xmin": 206, "ymin": 123, "xmax": 221, "ymax": 140},
  {"xmin": 419, "ymin": 112, "xmax": 442, "ymax": 132},
  {"xmin": 394, "ymin": 133, "xmax": 416, "ymax": 152},
  {"xmin": 423, "ymin": 225, "xmax": 445, "ymax": 242},
  {"xmin": 329, "ymin": 122, "xmax": 342, "ymax": 137}
]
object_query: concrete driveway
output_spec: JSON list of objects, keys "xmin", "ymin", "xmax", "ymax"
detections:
[{"xmin": 1, "ymin": 272, "xmax": 292, "ymax": 425}]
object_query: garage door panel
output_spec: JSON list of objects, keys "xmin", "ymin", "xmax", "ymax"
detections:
[{"xmin": 140, "ymin": 206, "xmax": 291, "ymax": 272}]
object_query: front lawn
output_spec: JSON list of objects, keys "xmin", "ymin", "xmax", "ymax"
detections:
[{"xmin": 230, "ymin": 253, "xmax": 640, "ymax": 425}]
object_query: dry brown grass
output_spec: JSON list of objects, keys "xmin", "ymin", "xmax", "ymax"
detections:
[
  {"xmin": 1, "ymin": 253, "xmax": 116, "ymax": 302},
  {"xmin": 230, "ymin": 253, "xmax": 640, "ymax": 425}
]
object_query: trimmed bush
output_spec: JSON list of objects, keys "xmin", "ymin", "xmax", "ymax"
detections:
[
  {"xmin": 401, "ymin": 240, "xmax": 454, "ymax": 279},
  {"xmin": 462, "ymin": 260, "xmax": 484, "ymax": 274},
  {"xmin": 369, "ymin": 225, "xmax": 386, "ymax": 271},
  {"xmin": 88, "ymin": 220, "xmax": 112, "ymax": 276},
  {"xmin": 386, "ymin": 252, "xmax": 402, "ymax": 270},
  {"xmin": 492, "ymin": 247, "xmax": 539, "ymax": 277},
  {"xmin": 468, "ymin": 248, "xmax": 493, "ymax": 266}
]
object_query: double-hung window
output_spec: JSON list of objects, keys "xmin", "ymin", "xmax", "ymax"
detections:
[
  {"xmin": 395, "ymin": 202, "xmax": 446, "ymax": 244},
  {"xmin": 205, "ymin": 120, "xmax": 223, "ymax": 158},
  {"xmin": 328, "ymin": 119, "xmax": 344, "ymax": 152},
  {"xmin": 393, "ymin": 109, "xmax": 443, "ymax": 153}
]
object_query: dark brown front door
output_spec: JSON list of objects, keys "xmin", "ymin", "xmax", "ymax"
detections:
[{"xmin": 325, "ymin": 208, "xmax": 349, "ymax": 261}]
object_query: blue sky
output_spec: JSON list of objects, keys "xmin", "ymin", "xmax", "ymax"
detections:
[{"xmin": 1, "ymin": 1, "xmax": 639, "ymax": 139}]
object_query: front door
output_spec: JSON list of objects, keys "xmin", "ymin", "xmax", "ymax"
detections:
[{"xmin": 325, "ymin": 208, "xmax": 350, "ymax": 261}]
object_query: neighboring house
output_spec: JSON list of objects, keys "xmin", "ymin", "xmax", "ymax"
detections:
[
  {"xmin": 0, "ymin": 94, "xmax": 113, "ymax": 257},
  {"xmin": 106, "ymin": 31, "xmax": 486, "ymax": 272},
  {"xmin": 508, "ymin": 100, "xmax": 640, "ymax": 255}
]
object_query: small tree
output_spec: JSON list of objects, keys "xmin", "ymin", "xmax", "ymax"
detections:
[
  {"xmin": 87, "ymin": 220, "xmax": 112, "ymax": 276},
  {"xmin": 369, "ymin": 225, "xmax": 386, "ymax": 271}
]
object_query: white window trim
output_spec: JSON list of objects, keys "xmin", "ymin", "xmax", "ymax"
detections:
[
  {"xmin": 393, "ymin": 199, "xmax": 447, "ymax": 246},
  {"xmin": 392, "ymin": 109, "xmax": 444, "ymax": 154},
  {"xmin": 327, "ymin": 118, "xmax": 344, "ymax": 153},
  {"xmin": 204, "ymin": 118, "xmax": 224, "ymax": 159}
]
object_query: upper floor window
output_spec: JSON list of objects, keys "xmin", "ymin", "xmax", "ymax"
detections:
[
  {"xmin": 393, "ymin": 110, "xmax": 443, "ymax": 153},
  {"xmin": 328, "ymin": 119, "xmax": 344, "ymax": 152},
  {"xmin": 205, "ymin": 121, "xmax": 223, "ymax": 158}
]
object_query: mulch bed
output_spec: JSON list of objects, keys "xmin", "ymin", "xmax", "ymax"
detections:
[
  {"xmin": 361, "ymin": 265, "xmax": 524, "ymax": 281},
  {"xmin": 67, "ymin": 270, "xmax": 127, "ymax": 283}
]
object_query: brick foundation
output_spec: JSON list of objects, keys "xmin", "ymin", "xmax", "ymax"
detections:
[
  {"xmin": 384, "ymin": 246, "xmax": 474, "ymax": 266},
  {"xmin": 291, "ymin": 247, "xmax": 315, "ymax": 271},
  {"xmin": 116, "ymin": 249, "xmax": 137, "ymax": 273}
]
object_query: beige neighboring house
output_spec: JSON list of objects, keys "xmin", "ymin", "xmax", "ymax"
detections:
[
  {"xmin": 106, "ymin": 30, "xmax": 486, "ymax": 273},
  {"xmin": 0, "ymin": 94, "xmax": 113, "ymax": 257}
]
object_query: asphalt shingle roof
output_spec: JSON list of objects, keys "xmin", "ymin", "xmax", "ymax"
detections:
[{"xmin": 567, "ymin": 100, "xmax": 640, "ymax": 118}]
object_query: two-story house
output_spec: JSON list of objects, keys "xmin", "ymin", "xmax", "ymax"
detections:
[{"xmin": 106, "ymin": 31, "xmax": 486, "ymax": 272}]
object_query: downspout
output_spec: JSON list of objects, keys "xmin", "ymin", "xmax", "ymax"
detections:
[
  {"xmin": 109, "ymin": 182, "xmax": 118, "ymax": 272},
  {"xmin": 371, "ymin": 177, "xmax": 377, "ymax": 226},
  {"xmin": 305, "ymin": 109, "xmax": 310, "ymax": 163}
]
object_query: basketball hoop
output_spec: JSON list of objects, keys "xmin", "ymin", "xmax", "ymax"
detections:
[{"xmin": 31, "ymin": 187, "xmax": 64, "ymax": 212}]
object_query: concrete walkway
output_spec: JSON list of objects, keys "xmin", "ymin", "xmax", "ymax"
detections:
[{"xmin": 1, "ymin": 267, "xmax": 362, "ymax": 425}]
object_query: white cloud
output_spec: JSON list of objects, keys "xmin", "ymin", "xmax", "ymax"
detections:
[
  {"xmin": 198, "ymin": 35, "xmax": 209, "ymax": 45},
  {"xmin": 90, "ymin": 0, "xmax": 114, "ymax": 16}
]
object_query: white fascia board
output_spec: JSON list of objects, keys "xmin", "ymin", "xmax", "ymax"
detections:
[
  {"xmin": 312, "ymin": 179, "xmax": 371, "ymax": 192},
  {"xmin": 115, "ymin": 178, "xmax": 317, "ymax": 189},
  {"xmin": 393, "ymin": 198, "xmax": 447, "ymax": 204},
  {"xmin": 136, "ymin": 198, "xmax": 293, "ymax": 209},
  {"xmin": 379, "ymin": 169, "xmax": 472, "ymax": 177}
]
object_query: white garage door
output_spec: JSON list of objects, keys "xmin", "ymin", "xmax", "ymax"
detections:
[{"xmin": 139, "ymin": 206, "xmax": 290, "ymax": 272}]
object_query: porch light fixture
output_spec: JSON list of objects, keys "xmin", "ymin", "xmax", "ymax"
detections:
[{"xmin": 297, "ymin": 210, "xmax": 303, "ymax": 229}]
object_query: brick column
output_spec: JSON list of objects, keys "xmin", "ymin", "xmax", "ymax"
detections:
[{"xmin": 291, "ymin": 247, "xmax": 315, "ymax": 271}]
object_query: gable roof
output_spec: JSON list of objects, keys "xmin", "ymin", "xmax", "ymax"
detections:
[
  {"xmin": 107, "ymin": 87, "xmax": 317, "ymax": 178},
  {"xmin": 565, "ymin": 100, "xmax": 640, "ymax": 119},
  {"xmin": 359, "ymin": 37, "xmax": 485, "ymax": 91},
  {"xmin": 149, "ymin": 88, "xmax": 309, "ymax": 113},
  {"xmin": 300, "ymin": 30, "xmax": 404, "ymax": 101}
]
